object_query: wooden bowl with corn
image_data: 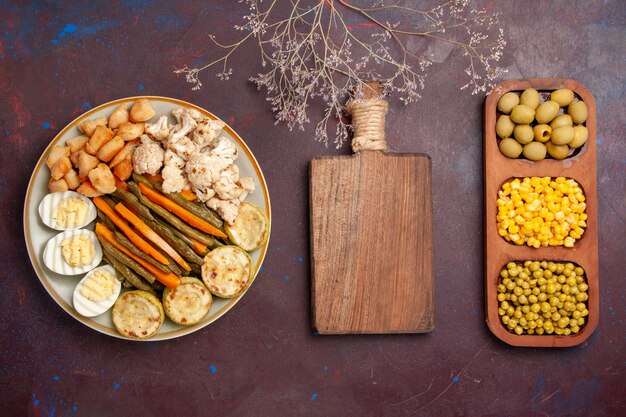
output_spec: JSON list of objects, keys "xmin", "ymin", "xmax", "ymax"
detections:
[{"xmin": 484, "ymin": 78, "xmax": 598, "ymax": 347}]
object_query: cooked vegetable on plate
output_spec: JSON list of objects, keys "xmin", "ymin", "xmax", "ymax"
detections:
[{"xmin": 35, "ymin": 98, "xmax": 269, "ymax": 339}]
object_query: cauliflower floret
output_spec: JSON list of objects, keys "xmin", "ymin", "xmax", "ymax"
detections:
[
  {"xmin": 209, "ymin": 136, "xmax": 238, "ymax": 165},
  {"xmin": 186, "ymin": 151, "xmax": 230, "ymax": 201},
  {"xmin": 162, "ymin": 150, "xmax": 189, "ymax": 193},
  {"xmin": 168, "ymin": 135, "xmax": 196, "ymax": 161},
  {"xmin": 206, "ymin": 198, "xmax": 240, "ymax": 226},
  {"xmin": 193, "ymin": 119, "xmax": 225, "ymax": 149},
  {"xmin": 144, "ymin": 115, "xmax": 171, "ymax": 141},
  {"xmin": 237, "ymin": 176, "xmax": 255, "ymax": 202},
  {"xmin": 169, "ymin": 111, "xmax": 197, "ymax": 142},
  {"xmin": 132, "ymin": 135, "xmax": 164, "ymax": 175}
]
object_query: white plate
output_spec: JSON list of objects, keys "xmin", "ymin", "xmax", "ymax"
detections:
[{"xmin": 24, "ymin": 96, "xmax": 271, "ymax": 341}]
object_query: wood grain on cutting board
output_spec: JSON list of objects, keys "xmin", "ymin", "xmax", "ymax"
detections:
[{"xmin": 310, "ymin": 150, "xmax": 434, "ymax": 334}]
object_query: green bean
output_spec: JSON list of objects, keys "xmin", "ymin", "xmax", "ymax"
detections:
[
  {"xmin": 112, "ymin": 187, "xmax": 154, "ymax": 221},
  {"xmin": 128, "ymin": 182, "xmax": 218, "ymax": 247},
  {"xmin": 133, "ymin": 173, "xmax": 224, "ymax": 229},
  {"xmin": 189, "ymin": 262, "xmax": 202, "ymax": 276},
  {"xmin": 147, "ymin": 216, "xmax": 205, "ymax": 265},
  {"xmin": 97, "ymin": 233, "xmax": 156, "ymax": 284},
  {"xmin": 169, "ymin": 226, "xmax": 209, "ymax": 257},
  {"xmin": 103, "ymin": 250, "xmax": 154, "ymax": 293},
  {"xmin": 96, "ymin": 208, "xmax": 116, "ymax": 231},
  {"xmin": 102, "ymin": 253, "xmax": 124, "ymax": 283},
  {"xmin": 161, "ymin": 251, "xmax": 183, "ymax": 276},
  {"xmin": 113, "ymin": 230, "xmax": 170, "ymax": 274}
]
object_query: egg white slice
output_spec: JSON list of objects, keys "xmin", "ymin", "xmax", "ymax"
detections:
[
  {"xmin": 38, "ymin": 191, "xmax": 97, "ymax": 231},
  {"xmin": 43, "ymin": 229, "xmax": 103, "ymax": 275},
  {"xmin": 73, "ymin": 265, "xmax": 121, "ymax": 317}
]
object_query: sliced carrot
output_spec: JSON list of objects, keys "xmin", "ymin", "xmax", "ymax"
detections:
[
  {"xmin": 179, "ymin": 189, "xmax": 198, "ymax": 201},
  {"xmin": 93, "ymin": 196, "xmax": 170, "ymax": 265},
  {"xmin": 138, "ymin": 183, "xmax": 228, "ymax": 239},
  {"xmin": 115, "ymin": 202, "xmax": 191, "ymax": 271},
  {"xmin": 95, "ymin": 223, "xmax": 181, "ymax": 288},
  {"xmin": 188, "ymin": 235, "xmax": 208, "ymax": 255}
]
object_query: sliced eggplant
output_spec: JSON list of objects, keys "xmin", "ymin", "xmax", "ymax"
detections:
[
  {"xmin": 202, "ymin": 246, "xmax": 252, "ymax": 298},
  {"xmin": 111, "ymin": 290, "xmax": 164, "ymax": 339},
  {"xmin": 224, "ymin": 202, "xmax": 269, "ymax": 252},
  {"xmin": 162, "ymin": 277, "xmax": 213, "ymax": 325}
]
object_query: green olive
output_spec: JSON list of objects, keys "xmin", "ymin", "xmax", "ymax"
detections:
[
  {"xmin": 499, "ymin": 138, "xmax": 523, "ymax": 158},
  {"xmin": 522, "ymin": 142, "xmax": 547, "ymax": 161},
  {"xmin": 513, "ymin": 124, "xmax": 534, "ymax": 144},
  {"xmin": 533, "ymin": 124, "xmax": 552, "ymax": 143},
  {"xmin": 496, "ymin": 115, "xmax": 515, "ymax": 138},
  {"xmin": 568, "ymin": 101, "xmax": 588, "ymax": 124},
  {"xmin": 519, "ymin": 88, "xmax": 541, "ymax": 109},
  {"xmin": 535, "ymin": 100, "xmax": 560, "ymax": 124},
  {"xmin": 510, "ymin": 104, "xmax": 535, "ymax": 124},
  {"xmin": 546, "ymin": 141, "xmax": 570, "ymax": 160},
  {"xmin": 549, "ymin": 114, "xmax": 573, "ymax": 129},
  {"xmin": 551, "ymin": 126, "xmax": 575, "ymax": 145},
  {"xmin": 550, "ymin": 89, "xmax": 575, "ymax": 106},
  {"xmin": 498, "ymin": 92, "xmax": 520, "ymax": 114},
  {"xmin": 569, "ymin": 125, "xmax": 588, "ymax": 149}
]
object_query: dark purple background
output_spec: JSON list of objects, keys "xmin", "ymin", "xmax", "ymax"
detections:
[{"xmin": 1, "ymin": 1, "xmax": 624, "ymax": 416}]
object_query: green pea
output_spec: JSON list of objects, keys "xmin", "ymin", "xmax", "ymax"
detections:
[
  {"xmin": 550, "ymin": 89, "xmax": 575, "ymax": 106},
  {"xmin": 535, "ymin": 100, "xmax": 560, "ymax": 124},
  {"xmin": 568, "ymin": 101, "xmax": 588, "ymax": 124},
  {"xmin": 551, "ymin": 126, "xmax": 575, "ymax": 145},
  {"xmin": 498, "ymin": 92, "xmax": 520, "ymax": 114},
  {"xmin": 549, "ymin": 114, "xmax": 573, "ymax": 129},
  {"xmin": 496, "ymin": 115, "xmax": 515, "ymax": 138},
  {"xmin": 520, "ymin": 88, "xmax": 541, "ymax": 109},
  {"xmin": 498, "ymin": 138, "xmax": 522, "ymax": 158},
  {"xmin": 569, "ymin": 125, "xmax": 588, "ymax": 148},
  {"xmin": 522, "ymin": 142, "xmax": 547, "ymax": 161}
]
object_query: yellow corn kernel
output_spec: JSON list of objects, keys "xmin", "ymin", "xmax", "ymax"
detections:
[
  {"xmin": 555, "ymin": 177, "xmax": 566, "ymax": 184},
  {"xmin": 508, "ymin": 224, "xmax": 519, "ymax": 234},
  {"xmin": 498, "ymin": 228, "xmax": 508, "ymax": 237},
  {"xmin": 564, "ymin": 237, "xmax": 575, "ymax": 248}
]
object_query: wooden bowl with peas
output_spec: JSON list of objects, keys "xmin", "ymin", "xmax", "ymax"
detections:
[{"xmin": 484, "ymin": 78, "xmax": 598, "ymax": 347}]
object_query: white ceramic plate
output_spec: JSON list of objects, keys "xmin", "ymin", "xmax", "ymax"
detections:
[{"xmin": 24, "ymin": 96, "xmax": 271, "ymax": 341}]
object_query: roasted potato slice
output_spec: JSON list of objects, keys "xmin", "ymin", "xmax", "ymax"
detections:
[
  {"xmin": 76, "ymin": 179, "xmax": 104, "ymax": 197},
  {"xmin": 50, "ymin": 157, "xmax": 72, "ymax": 180},
  {"xmin": 129, "ymin": 99, "xmax": 156, "ymax": 123},
  {"xmin": 46, "ymin": 146, "xmax": 70, "ymax": 170},
  {"xmin": 78, "ymin": 151, "xmax": 100, "ymax": 179},
  {"xmin": 48, "ymin": 178, "xmax": 69, "ymax": 193},
  {"xmin": 108, "ymin": 104, "xmax": 130, "ymax": 129},
  {"xmin": 88, "ymin": 125, "xmax": 115, "ymax": 153},
  {"xmin": 66, "ymin": 135, "xmax": 89, "ymax": 153},
  {"xmin": 69, "ymin": 149, "xmax": 82, "ymax": 167},
  {"xmin": 96, "ymin": 135, "xmax": 125, "ymax": 162},
  {"xmin": 116, "ymin": 122, "xmax": 144, "ymax": 141},
  {"xmin": 78, "ymin": 117, "xmax": 108, "ymax": 137},
  {"xmin": 63, "ymin": 168, "xmax": 81, "ymax": 190},
  {"xmin": 109, "ymin": 140, "xmax": 137, "ymax": 168},
  {"xmin": 88, "ymin": 163, "xmax": 116, "ymax": 194},
  {"xmin": 112, "ymin": 157, "xmax": 133, "ymax": 181}
]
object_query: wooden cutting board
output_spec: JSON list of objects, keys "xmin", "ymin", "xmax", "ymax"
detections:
[{"xmin": 310, "ymin": 83, "xmax": 434, "ymax": 334}]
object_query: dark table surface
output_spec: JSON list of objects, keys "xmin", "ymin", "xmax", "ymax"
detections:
[{"xmin": 1, "ymin": 1, "xmax": 624, "ymax": 416}]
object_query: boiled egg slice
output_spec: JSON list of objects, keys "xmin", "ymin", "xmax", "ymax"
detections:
[
  {"xmin": 73, "ymin": 265, "xmax": 121, "ymax": 317},
  {"xmin": 43, "ymin": 229, "xmax": 102, "ymax": 275},
  {"xmin": 38, "ymin": 191, "xmax": 97, "ymax": 231}
]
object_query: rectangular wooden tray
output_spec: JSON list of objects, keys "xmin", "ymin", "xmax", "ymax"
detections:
[{"xmin": 484, "ymin": 78, "xmax": 599, "ymax": 347}]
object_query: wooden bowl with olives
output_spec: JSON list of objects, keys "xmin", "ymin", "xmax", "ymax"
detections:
[{"xmin": 484, "ymin": 78, "xmax": 599, "ymax": 347}]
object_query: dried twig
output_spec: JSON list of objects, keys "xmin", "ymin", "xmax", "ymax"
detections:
[{"xmin": 176, "ymin": 0, "xmax": 507, "ymax": 147}]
